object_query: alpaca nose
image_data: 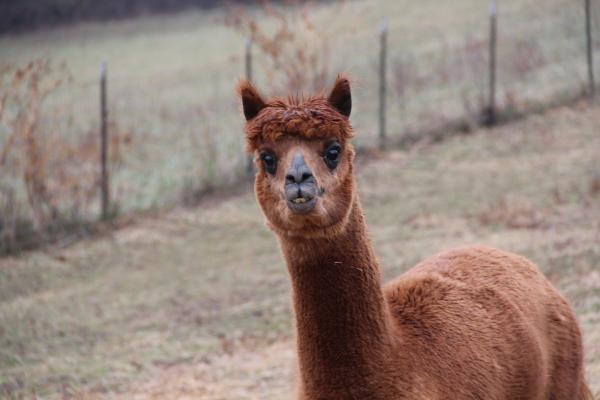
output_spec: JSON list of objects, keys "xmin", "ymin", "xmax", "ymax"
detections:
[
  {"xmin": 285, "ymin": 152, "xmax": 318, "ymax": 214},
  {"xmin": 285, "ymin": 153, "xmax": 314, "ymax": 185}
]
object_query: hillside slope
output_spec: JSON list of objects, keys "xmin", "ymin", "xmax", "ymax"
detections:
[{"xmin": 1, "ymin": 103, "xmax": 599, "ymax": 398}]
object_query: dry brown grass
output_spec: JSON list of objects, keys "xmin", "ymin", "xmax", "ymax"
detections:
[{"xmin": 1, "ymin": 102, "xmax": 599, "ymax": 399}]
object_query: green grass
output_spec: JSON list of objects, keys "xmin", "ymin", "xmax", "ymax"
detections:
[
  {"xmin": 0, "ymin": 0, "xmax": 598, "ymax": 218},
  {"xmin": 1, "ymin": 102, "xmax": 599, "ymax": 398}
]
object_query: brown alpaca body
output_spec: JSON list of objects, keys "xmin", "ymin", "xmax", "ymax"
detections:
[
  {"xmin": 283, "ymin": 198, "xmax": 587, "ymax": 400},
  {"xmin": 237, "ymin": 77, "xmax": 590, "ymax": 399},
  {"xmin": 385, "ymin": 246, "xmax": 585, "ymax": 400}
]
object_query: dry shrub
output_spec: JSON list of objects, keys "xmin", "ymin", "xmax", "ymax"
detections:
[
  {"xmin": 0, "ymin": 60, "xmax": 128, "ymax": 252},
  {"xmin": 477, "ymin": 198, "xmax": 546, "ymax": 230},
  {"xmin": 503, "ymin": 38, "xmax": 546, "ymax": 78},
  {"xmin": 392, "ymin": 32, "xmax": 547, "ymax": 132},
  {"xmin": 225, "ymin": 0, "xmax": 348, "ymax": 93},
  {"xmin": 458, "ymin": 36, "xmax": 488, "ymax": 126},
  {"xmin": 391, "ymin": 36, "xmax": 489, "ymax": 132},
  {"xmin": 181, "ymin": 106, "xmax": 218, "ymax": 204},
  {"xmin": 590, "ymin": 173, "xmax": 600, "ymax": 197},
  {"xmin": 392, "ymin": 54, "xmax": 426, "ymax": 119}
]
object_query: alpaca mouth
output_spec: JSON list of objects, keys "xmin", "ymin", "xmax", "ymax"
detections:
[{"xmin": 287, "ymin": 195, "xmax": 317, "ymax": 214}]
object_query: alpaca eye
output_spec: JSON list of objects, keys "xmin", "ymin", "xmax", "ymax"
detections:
[
  {"xmin": 260, "ymin": 152, "xmax": 277, "ymax": 175},
  {"xmin": 324, "ymin": 143, "xmax": 341, "ymax": 169}
]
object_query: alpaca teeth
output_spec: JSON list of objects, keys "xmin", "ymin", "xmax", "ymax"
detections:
[{"xmin": 294, "ymin": 198, "xmax": 306, "ymax": 204}]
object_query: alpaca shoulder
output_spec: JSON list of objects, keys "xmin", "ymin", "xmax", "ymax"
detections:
[
  {"xmin": 381, "ymin": 245, "xmax": 559, "ymax": 355},
  {"xmin": 382, "ymin": 248, "xmax": 553, "ymax": 398}
]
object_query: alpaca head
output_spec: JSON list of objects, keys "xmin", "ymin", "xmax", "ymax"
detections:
[{"xmin": 238, "ymin": 76, "xmax": 356, "ymax": 238}]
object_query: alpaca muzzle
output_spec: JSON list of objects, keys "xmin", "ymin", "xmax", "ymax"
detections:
[{"xmin": 285, "ymin": 182, "xmax": 318, "ymax": 214}]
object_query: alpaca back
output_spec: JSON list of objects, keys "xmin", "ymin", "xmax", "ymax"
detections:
[{"xmin": 384, "ymin": 245, "xmax": 588, "ymax": 400}]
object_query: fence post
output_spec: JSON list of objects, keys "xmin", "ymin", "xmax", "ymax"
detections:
[
  {"xmin": 585, "ymin": 0, "xmax": 595, "ymax": 98},
  {"xmin": 487, "ymin": 1, "xmax": 497, "ymax": 125},
  {"xmin": 100, "ymin": 61, "xmax": 110, "ymax": 220},
  {"xmin": 378, "ymin": 21, "xmax": 388, "ymax": 150},
  {"xmin": 245, "ymin": 38, "xmax": 254, "ymax": 176}
]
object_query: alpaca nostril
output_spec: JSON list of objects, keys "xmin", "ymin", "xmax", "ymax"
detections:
[
  {"xmin": 286, "ymin": 170, "xmax": 313, "ymax": 185},
  {"xmin": 301, "ymin": 172, "xmax": 313, "ymax": 182}
]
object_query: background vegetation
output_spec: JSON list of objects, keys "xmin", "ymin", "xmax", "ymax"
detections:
[{"xmin": 1, "ymin": 0, "xmax": 598, "ymax": 252}]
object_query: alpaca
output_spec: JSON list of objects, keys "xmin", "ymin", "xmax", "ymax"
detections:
[{"xmin": 237, "ymin": 76, "xmax": 591, "ymax": 400}]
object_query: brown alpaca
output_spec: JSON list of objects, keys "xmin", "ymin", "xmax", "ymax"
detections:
[{"xmin": 237, "ymin": 76, "xmax": 591, "ymax": 400}]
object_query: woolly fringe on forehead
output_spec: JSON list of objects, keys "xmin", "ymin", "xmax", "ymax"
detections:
[{"xmin": 244, "ymin": 96, "xmax": 353, "ymax": 152}]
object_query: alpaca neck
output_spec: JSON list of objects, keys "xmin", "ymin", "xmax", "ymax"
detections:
[{"xmin": 278, "ymin": 198, "xmax": 400, "ymax": 396}]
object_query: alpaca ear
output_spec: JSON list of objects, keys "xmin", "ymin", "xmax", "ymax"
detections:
[
  {"xmin": 238, "ymin": 80, "xmax": 266, "ymax": 121},
  {"xmin": 327, "ymin": 76, "xmax": 351, "ymax": 118}
]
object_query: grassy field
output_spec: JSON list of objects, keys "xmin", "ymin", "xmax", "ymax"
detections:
[
  {"xmin": 0, "ymin": 0, "xmax": 596, "ymax": 219},
  {"xmin": 1, "ymin": 102, "xmax": 599, "ymax": 398}
]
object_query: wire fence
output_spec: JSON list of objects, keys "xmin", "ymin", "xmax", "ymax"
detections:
[
  {"xmin": 0, "ymin": 0, "xmax": 598, "ymax": 252},
  {"xmin": 367, "ymin": 0, "xmax": 598, "ymax": 148}
]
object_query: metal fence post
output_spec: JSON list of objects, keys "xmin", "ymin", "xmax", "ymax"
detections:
[
  {"xmin": 100, "ymin": 61, "xmax": 110, "ymax": 220},
  {"xmin": 379, "ymin": 21, "xmax": 388, "ymax": 150},
  {"xmin": 488, "ymin": 1, "xmax": 497, "ymax": 125},
  {"xmin": 585, "ymin": 0, "xmax": 595, "ymax": 98}
]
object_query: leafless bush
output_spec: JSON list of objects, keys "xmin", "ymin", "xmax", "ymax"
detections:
[
  {"xmin": 458, "ymin": 36, "xmax": 489, "ymax": 127},
  {"xmin": 590, "ymin": 173, "xmax": 600, "ymax": 197},
  {"xmin": 181, "ymin": 106, "xmax": 218, "ymax": 204},
  {"xmin": 0, "ymin": 60, "xmax": 129, "ymax": 253},
  {"xmin": 225, "ymin": 0, "xmax": 348, "ymax": 93},
  {"xmin": 391, "ymin": 29, "xmax": 551, "ymax": 135},
  {"xmin": 477, "ymin": 198, "xmax": 546, "ymax": 230},
  {"xmin": 392, "ymin": 35, "xmax": 490, "ymax": 133},
  {"xmin": 392, "ymin": 54, "xmax": 425, "ymax": 120},
  {"xmin": 504, "ymin": 38, "xmax": 546, "ymax": 78}
]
